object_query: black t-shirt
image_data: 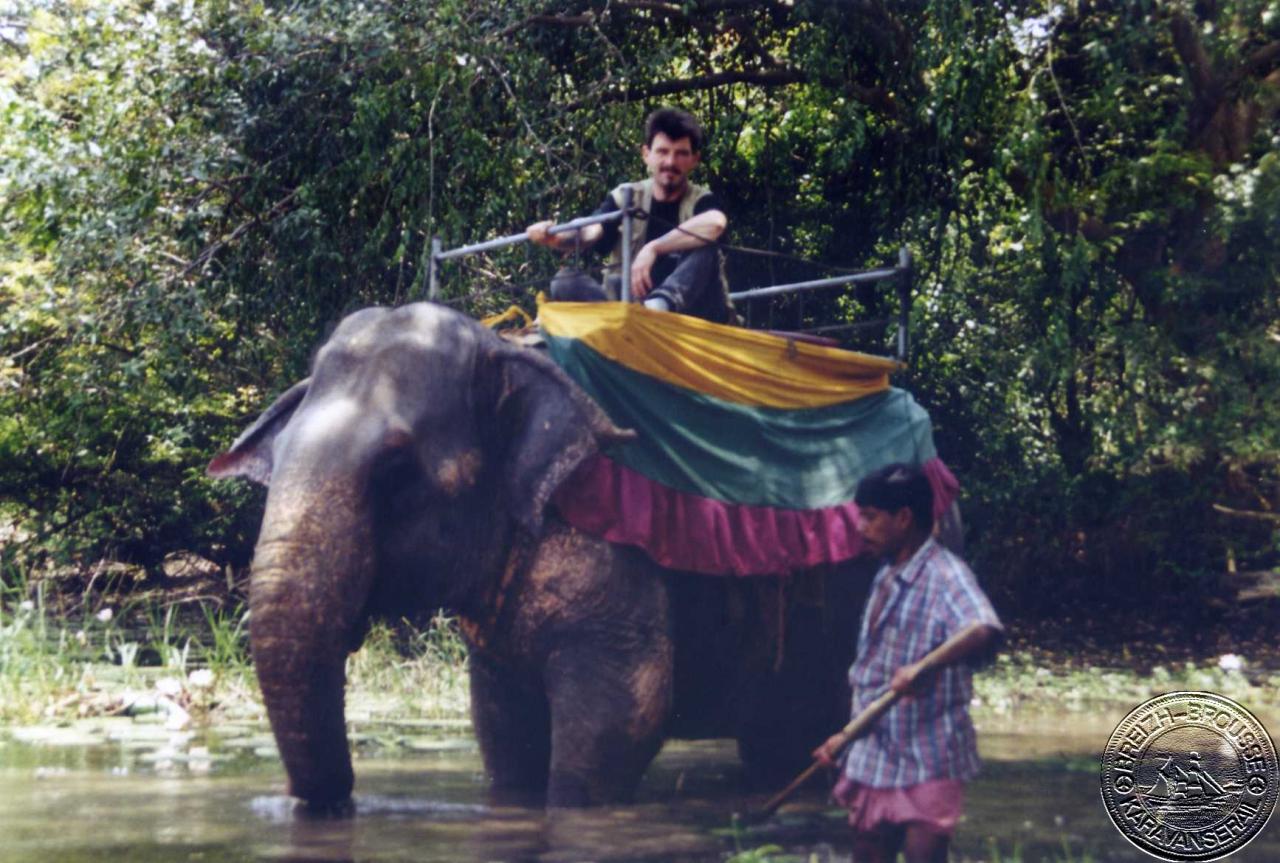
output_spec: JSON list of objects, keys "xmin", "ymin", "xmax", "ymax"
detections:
[{"xmin": 591, "ymin": 190, "xmax": 724, "ymax": 288}]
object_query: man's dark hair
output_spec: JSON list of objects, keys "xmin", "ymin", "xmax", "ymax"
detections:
[
  {"xmin": 644, "ymin": 107, "xmax": 705, "ymax": 153},
  {"xmin": 855, "ymin": 463, "xmax": 935, "ymax": 533}
]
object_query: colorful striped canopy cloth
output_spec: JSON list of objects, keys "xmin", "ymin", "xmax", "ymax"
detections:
[{"xmin": 540, "ymin": 301, "xmax": 958, "ymax": 576}]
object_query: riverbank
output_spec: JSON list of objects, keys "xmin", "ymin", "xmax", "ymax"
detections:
[
  {"xmin": 6, "ymin": 583, "xmax": 1280, "ymax": 863},
  {"xmin": 5, "ymin": 584, "xmax": 1280, "ymax": 742}
]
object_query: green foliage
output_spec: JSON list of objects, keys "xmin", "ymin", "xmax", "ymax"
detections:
[
  {"xmin": 344, "ymin": 614, "xmax": 471, "ymax": 720},
  {"xmin": 905, "ymin": 1, "xmax": 1280, "ymax": 606},
  {"xmin": 723, "ymin": 845, "xmax": 786, "ymax": 863},
  {"xmin": 1, "ymin": 0, "xmax": 1277, "ymax": 609},
  {"xmin": 968, "ymin": 837, "xmax": 1094, "ymax": 863},
  {"xmin": 1, "ymin": 0, "xmax": 269, "ymax": 568},
  {"xmin": 724, "ymin": 812, "xmax": 787, "ymax": 863}
]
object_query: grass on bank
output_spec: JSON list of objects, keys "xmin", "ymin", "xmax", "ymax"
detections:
[
  {"xmin": 0, "ymin": 576, "xmax": 256, "ymax": 726},
  {"xmin": 0, "ymin": 569, "xmax": 470, "ymax": 728},
  {"xmin": 975, "ymin": 648, "xmax": 1280, "ymax": 716},
  {"xmin": 5, "ymin": 562, "xmax": 1280, "ymax": 730}
]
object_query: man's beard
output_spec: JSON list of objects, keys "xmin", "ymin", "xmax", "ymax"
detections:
[{"xmin": 657, "ymin": 170, "xmax": 685, "ymax": 196}]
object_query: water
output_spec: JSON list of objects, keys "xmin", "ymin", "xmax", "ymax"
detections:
[{"xmin": 2, "ymin": 715, "xmax": 1278, "ymax": 862}]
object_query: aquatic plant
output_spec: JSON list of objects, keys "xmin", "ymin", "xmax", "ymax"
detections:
[
  {"xmin": 199, "ymin": 602, "xmax": 251, "ymax": 673},
  {"xmin": 344, "ymin": 614, "xmax": 471, "ymax": 723},
  {"xmin": 724, "ymin": 846, "xmax": 786, "ymax": 863},
  {"xmin": 964, "ymin": 837, "xmax": 1094, "ymax": 863}
]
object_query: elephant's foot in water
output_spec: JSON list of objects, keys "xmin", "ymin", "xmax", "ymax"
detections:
[
  {"xmin": 470, "ymin": 644, "xmax": 671, "ymax": 807},
  {"xmin": 543, "ymin": 646, "xmax": 669, "ymax": 807},
  {"xmin": 469, "ymin": 656, "xmax": 552, "ymax": 806}
]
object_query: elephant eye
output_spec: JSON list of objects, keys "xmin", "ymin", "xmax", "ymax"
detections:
[{"xmin": 371, "ymin": 448, "xmax": 425, "ymax": 504}]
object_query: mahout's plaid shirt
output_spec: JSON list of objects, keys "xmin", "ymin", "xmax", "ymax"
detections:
[{"xmin": 840, "ymin": 537, "xmax": 1002, "ymax": 788}]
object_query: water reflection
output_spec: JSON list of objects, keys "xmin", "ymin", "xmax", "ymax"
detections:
[{"xmin": 1, "ymin": 726, "xmax": 1278, "ymax": 862}]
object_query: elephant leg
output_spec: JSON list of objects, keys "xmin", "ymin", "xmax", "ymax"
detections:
[
  {"xmin": 736, "ymin": 692, "xmax": 838, "ymax": 789},
  {"xmin": 736, "ymin": 596, "xmax": 852, "ymax": 788},
  {"xmin": 468, "ymin": 653, "xmax": 551, "ymax": 805},
  {"xmin": 543, "ymin": 642, "xmax": 672, "ymax": 807}
]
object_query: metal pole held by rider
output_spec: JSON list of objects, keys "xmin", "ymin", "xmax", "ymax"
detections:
[{"xmin": 620, "ymin": 186, "xmax": 634, "ymax": 303}]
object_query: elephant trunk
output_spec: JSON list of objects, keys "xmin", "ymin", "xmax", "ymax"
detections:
[{"xmin": 249, "ymin": 488, "xmax": 375, "ymax": 807}]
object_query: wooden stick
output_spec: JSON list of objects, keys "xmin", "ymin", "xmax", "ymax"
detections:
[{"xmin": 750, "ymin": 623, "xmax": 986, "ymax": 821}]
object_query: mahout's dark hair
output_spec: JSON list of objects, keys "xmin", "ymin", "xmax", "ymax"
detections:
[
  {"xmin": 854, "ymin": 462, "xmax": 935, "ymax": 533},
  {"xmin": 643, "ymin": 107, "xmax": 705, "ymax": 153}
]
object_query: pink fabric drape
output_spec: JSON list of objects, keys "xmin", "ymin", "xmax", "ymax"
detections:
[{"xmin": 554, "ymin": 456, "xmax": 960, "ymax": 576}]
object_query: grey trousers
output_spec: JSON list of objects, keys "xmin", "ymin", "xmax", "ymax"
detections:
[{"xmin": 548, "ymin": 247, "xmax": 727, "ymax": 322}]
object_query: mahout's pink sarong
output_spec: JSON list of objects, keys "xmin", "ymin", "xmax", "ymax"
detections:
[{"xmin": 833, "ymin": 776, "xmax": 966, "ymax": 836}]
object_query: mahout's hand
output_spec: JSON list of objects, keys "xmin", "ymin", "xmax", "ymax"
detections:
[
  {"xmin": 811, "ymin": 732, "xmax": 847, "ymax": 766},
  {"xmin": 889, "ymin": 661, "xmax": 926, "ymax": 697}
]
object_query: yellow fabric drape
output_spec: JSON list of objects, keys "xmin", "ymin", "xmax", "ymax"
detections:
[
  {"xmin": 537, "ymin": 300, "xmax": 898, "ymax": 409},
  {"xmin": 481, "ymin": 305, "xmax": 535, "ymax": 329}
]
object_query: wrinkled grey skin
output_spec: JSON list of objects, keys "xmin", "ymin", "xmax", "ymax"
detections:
[{"xmin": 211, "ymin": 303, "xmax": 882, "ymax": 809}]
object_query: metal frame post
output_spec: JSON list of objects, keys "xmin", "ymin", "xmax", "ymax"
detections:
[
  {"xmin": 619, "ymin": 186, "xmax": 634, "ymax": 303},
  {"xmin": 896, "ymin": 245, "xmax": 913, "ymax": 362},
  {"xmin": 428, "ymin": 236, "xmax": 442, "ymax": 301}
]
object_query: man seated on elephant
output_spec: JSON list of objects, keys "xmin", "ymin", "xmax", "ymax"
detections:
[{"xmin": 526, "ymin": 107, "xmax": 734, "ymax": 324}]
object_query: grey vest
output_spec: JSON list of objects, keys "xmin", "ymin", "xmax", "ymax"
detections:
[{"xmin": 605, "ymin": 178, "xmax": 731, "ymax": 304}]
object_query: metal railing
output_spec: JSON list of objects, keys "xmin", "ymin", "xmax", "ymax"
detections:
[
  {"xmin": 429, "ymin": 189, "xmax": 637, "ymax": 302},
  {"xmin": 730, "ymin": 246, "xmax": 914, "ymax": 361},
  {"xmin": 427, "ymin": 201, "xmax": 914, "ymax": 360}
]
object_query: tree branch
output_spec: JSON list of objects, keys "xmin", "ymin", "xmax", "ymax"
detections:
[
  {"xmin": 565, "ymin": 68, "xmax": 807, "ymax": 109},
  {"xmin": 612, "ymin": 1, "xmax": 692, "ymax": 25},
  {"xmin": 847, "ymin": 0, "xmax": 912, "ymax": 66},
  {"xmin": 723, "ymin": 13, "xmax": 785, "ymax": 69},
  {"xmin": 160, "ymin": 188, "xmax": 301, "ymax": 287},
  {"xmin": 1170, "ymin": 12, "xmax": 1217, "ymax": 102},
  {"xmin": 500, "ymin": 12, "xmax": 595, "ymax": 38},
  {"xmin": 1213, "ymin": 503, "xmax": 1280, "ymax": 523},
  {"xmin": 696, "ymin": 0, "xmax": 790, "ymax": 12},
  {"xmin": 564, "ymin": 67, "xmax": 895, "ymax": 115},
  {"xmin": 502, "ymin": 1, "xmax": 792, "ymax": 38},
  {"xmin": 1244, "ymin": 39, "xmax": 1280, "ymax": 77},
  {"xmin": 5, "ymin": 335, "xmax": 62, "ymax": 364}
]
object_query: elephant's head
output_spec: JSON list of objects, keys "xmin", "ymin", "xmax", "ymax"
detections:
[{"xmin": 208, "ymin": 303, "xmax": 628, "ymax": 806}]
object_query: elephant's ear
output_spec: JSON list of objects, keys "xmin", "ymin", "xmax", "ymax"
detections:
[
  {"xmin": 206, "ymin": 378, "xmax": 311, "ymax": 485},
  {"xmin": 485, "ymin": 345, "xmax": 633, "ymax": 535}
]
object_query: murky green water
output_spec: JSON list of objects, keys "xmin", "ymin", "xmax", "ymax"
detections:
[{"xmin": 2, "ymin": 713, "xmax": 1278, "ymax": 862}]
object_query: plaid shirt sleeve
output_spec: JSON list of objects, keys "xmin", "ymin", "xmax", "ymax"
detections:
[{"xmin": 935, "ymin": 550, "xmax": 1003, "ymax": 643}]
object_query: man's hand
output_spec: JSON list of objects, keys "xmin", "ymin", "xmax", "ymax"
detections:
[
  {"xmin": 631, "ymin": 242, "xmax": 658, "ymax": 298},
  {"xmin": 528, "ymin": 219, "xmax": 602, "ymax": 252},
  {"xmin": 889, "ymin": 661, "xmax": 927, "ymax": 696},
  {"xmin": 812, "ymin": 732, "xmax": 847, "ymax": 766},
  {"xmin": 527, "ymin": 220, "xmax": 556, "ymax": 248}
]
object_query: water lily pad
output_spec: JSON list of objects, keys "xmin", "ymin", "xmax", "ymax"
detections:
[
  {"xmin": 383, "ymin": 718, "xmax": 472, "ymax": 730},
  {"xmin": 221, "ymin": 734, "xmax": 278, "ymax": 751},
  {"xmin": 103, "ymin": 721, "xmax": 186, "ymax": 745},
  {"xmin": 399, "ymin": 736, "xmax": 474, "ymax": 753},
  {"xmin": 8, "ymin": 725, "xmax": 104, "ymax": 747}
]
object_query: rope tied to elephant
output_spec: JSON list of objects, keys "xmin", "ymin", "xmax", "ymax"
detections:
[{"xmin": 457, "ymin": 533, "xmax": 537, "ymax": 651}]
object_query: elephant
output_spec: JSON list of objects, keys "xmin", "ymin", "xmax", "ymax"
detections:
[{"xmin": 209, "ymin": 302, "xmax": 885, "ymax": 809}]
